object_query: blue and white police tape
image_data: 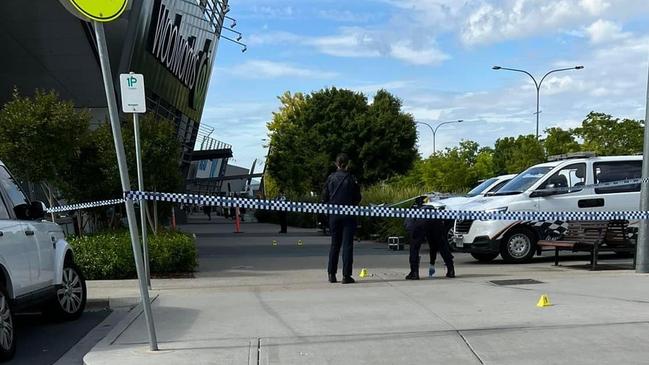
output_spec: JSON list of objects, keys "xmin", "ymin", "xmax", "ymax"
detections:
[
  {"xmin": 44, "ymin": 174, "xmax": 649, "ymax": 220},
  {"xmin": 119, "ymin": 190, "xmax": 649, "ymax": 221},
  {"xmin": 46, "ymin": 198, "xmax": 125, "ymax": 214}
]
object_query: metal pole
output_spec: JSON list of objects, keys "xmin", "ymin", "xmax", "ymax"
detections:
[
  {"xmin": 535, "ymin": 86, "xmax": 540, "ymax": 139},
  {"xmin": 636, "ymin": 62, "xmax": 649, "ymax": 273},
  {"xmin": 133, "ymin": 112, "xmax": 151, "ymax": 288},
  {"xmin": 94, "ymin": 22, "xmax": 158, "ymax": 350},
  {"xmin": 432, "ymin": 130, "xmax": 436, "ymax": 155}
]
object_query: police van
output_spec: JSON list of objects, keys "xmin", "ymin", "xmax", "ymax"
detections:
[{"xmin": 450, "ymin": 153, "xmax": 642, "ymax": 263}]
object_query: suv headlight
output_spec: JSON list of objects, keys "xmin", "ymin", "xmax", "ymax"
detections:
[{"xmin": 486, "ymin": 207, "xmax": 508, "ymax": 213}]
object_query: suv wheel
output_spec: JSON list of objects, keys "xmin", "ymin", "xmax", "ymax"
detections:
[
  {"xmin": 0, "ymin": 285, "xmax": 15, "ymax": 362},
  {"xmin": 500, "ymin": 228, "xmax": 537, "ymax": 263},
  {"xmin": 47, "ymin": 262, "xmax": 86, "ymax": 321}
]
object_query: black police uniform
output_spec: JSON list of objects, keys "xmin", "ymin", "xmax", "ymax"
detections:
[
  {"xmin": 404, "ymin": 205, "xmax": 455, "ymax": 279},
  {"xmin": 322, "ymin": 170, "xmax": 362, "ymax": 281}
]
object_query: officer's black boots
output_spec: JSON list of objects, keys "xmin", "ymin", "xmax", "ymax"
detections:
[
  {"xmin": 405, "ymin": 263, "xmax": 420, "ymax": 280},
  {"xmin": 328, "ymin": 274, "xmax": 337, "ymax": 283},
  {"xmin": 342, "ymin": 276, "xmax": 355, "ymax": 284},
  {"xmin": 446, "ymin": 263, "xmax": 456, "ymax": 278}
]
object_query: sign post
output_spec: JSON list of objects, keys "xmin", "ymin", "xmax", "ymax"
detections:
[
  {"xmin": 636, "ymin": 63, "xmax": 649, "ymax": 273},
  {"xmin": 120, "ymin": 73, "xmax": 151, "ymax": 288},
  {"xmin": 59, "ymin": 0, "xmax": 158, "ymax": 351}
]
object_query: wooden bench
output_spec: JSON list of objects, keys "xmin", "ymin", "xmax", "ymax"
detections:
[{"xmin": 538, "ymin": 221, "xmax": 609, "ymax": 270}]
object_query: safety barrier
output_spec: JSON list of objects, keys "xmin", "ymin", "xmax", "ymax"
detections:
[{"xmin": 45, "ymin": 184, "xmax": 649, "ymax": 221}]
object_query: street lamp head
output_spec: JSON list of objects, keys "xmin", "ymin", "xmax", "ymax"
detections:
[
  {"xmin": 492, "ymin": 66, "xmax": 502, "ymax": 70},
  {"xmin": 457, "ymin": 119, "xmax": 464, "ymax": 123},
  {"xmin": 575, "ymin": 65, "xmax": 584, "ymax": 70}
]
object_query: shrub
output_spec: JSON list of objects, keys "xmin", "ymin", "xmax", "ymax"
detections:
[
  {"xmin": 69, "ymin": 230, "xmax": 197, "ymax": 280},
  {"xmin": 358, "ymin": 183, "xmax": 427, "ymax": 241}
]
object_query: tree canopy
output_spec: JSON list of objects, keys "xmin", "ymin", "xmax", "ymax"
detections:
[
  {"xmin": 0, "ymin": 89, "xmax": 183, "ymax": 204},
  {"xmin": 266, "ymin": 88, "xmax": 418, "ymax": 195},
  {"xmin": 0, "ymin": 89, "xmax": 90, "ymax": 188}
]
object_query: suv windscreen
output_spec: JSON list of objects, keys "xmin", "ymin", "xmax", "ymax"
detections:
[
  {"xmin": 486, "ymin": 179, "xmax": 511, "ymax": 194},
  {"xmin": 494, "ymin": 166, "xmax": 553, "ymax": 195},
  {"xmin": 466, "ymin": 178, "xmax": 498, "ymax": 197},
  {"xmin": 594, "ymin": 161, "xmax": 642, "ymax": 194},
  {"xmin": 0, "ymin": 167, "xmax": 29, "ymax": 209}
]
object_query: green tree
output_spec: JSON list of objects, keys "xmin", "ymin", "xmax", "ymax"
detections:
[
  {"xmin": 267, "ymin": 88, "xmax": 417, "ymax": 195},
  {"xmin": 403, "ymin": 140, "xmax": 494, "ymax": 193},
  {"xmin": 0, "ymin": 89, "xmax": 91, "ymax": 201},
  {"xmin": 573, "ymin": 112, "xmax": 644, "ymax": 155},
  {"xmin": 543, "ymin": 127, "xmax": 581, "ymax": 156},
  {"xmin": 493, "ymin": 135, "xmax": 545, "ymax": 174}
]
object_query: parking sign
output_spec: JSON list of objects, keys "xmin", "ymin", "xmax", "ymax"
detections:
[{"xmin": 119, "ymin": 73, "xmax": 146, "ymax": 113}]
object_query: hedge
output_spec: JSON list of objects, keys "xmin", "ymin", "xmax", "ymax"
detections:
[{"xmin": 69, "ymin": 230, "xmax": 197, "ymax": 280}]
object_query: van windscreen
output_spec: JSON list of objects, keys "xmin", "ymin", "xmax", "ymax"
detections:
[{"xmin": 493, "ymin": 166, "xmax": 553, "ymax": 195}]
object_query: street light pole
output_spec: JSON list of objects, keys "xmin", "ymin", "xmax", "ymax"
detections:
[
  {"xmin": 492, "ymin": 65, "xmax": 584, "ymax": 139},
  {"xmin": 416, "ymin": 122, "xmax": 434, "ymax": 154},
  {"xmin": 417, "ymin": 120, "xmax": 463, "ymax": 154}
]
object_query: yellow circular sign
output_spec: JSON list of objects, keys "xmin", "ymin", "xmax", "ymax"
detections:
[{"xmin": 62, "ymin": 0, "xmax": 128, "ymax": 22}]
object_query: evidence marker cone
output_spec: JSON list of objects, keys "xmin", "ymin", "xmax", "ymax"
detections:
[
  {"xmin": 272, "ymin": 240, "xmax": 278, "ymax": 246},
  {"xmin": 359, "ymin": 268, "xmax": 369, "ymax": 278},
  {"xmin": 297, "ymin": 240, "xmax": 303, "ymax": 247},
  {"xmin": 536, "ymin": 294, "xmax": 552, "ymax": 308}
]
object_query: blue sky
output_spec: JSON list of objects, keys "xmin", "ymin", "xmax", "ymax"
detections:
[{"xmin": 202, "ymin": 0, "xmax": 649, "ymax": 170}]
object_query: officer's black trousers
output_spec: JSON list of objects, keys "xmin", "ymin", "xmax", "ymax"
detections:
[
  {"xmin": 407, "ymin": 219, "xmax": 453, "ymax": 267},
  {"xmin": 426, "ymin": 220, "xmax": 454, "ymax": 267},
  {"xmin": 279, "ymin": 211, "xmax": 288, "ymax": 233},
  {"xmin": 328, "ymin": 215, "xmax": 356, "ymax": 277}
]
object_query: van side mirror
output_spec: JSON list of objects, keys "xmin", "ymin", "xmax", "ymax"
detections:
[{"xmin": 530, "ymin": 189, "xmax": 555, "ymax": 198}]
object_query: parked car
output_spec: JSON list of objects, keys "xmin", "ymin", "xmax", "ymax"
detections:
[
  {"xmin": 424, "ymin": 174, "xmax": 517, "ymax": 210},
  {"xmin": 0, "ymin": 161, "xmax": 86, "ymax": 361},
  {"xmin": 450, "ymin": 153, "xmax": 642, "ymax": 264}
]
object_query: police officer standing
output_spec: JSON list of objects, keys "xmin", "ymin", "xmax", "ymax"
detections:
[
  {"xmin": 404, "ymin": 197, "xmax": 455, "ymax": 280},
  {"xmin": 322, "ymin": 153, "xmax": 362, "ymax": 284}
]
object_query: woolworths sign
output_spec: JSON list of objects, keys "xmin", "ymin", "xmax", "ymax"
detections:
[{"xmin": 147, "ymin": 0, "xmax": 214, "ymax": 109}]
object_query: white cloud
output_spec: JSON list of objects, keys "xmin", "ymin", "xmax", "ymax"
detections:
[
  {"xmin": 249, "ymin": 28, "xmax": 449, "ymax": 66},
  {"xmin": 393, "ymin": 0, "xmax": 649, "ymax": 46},
  {"xmin": 306, "ymin": 27, "xmax": 383, "ymax": 58},
  {"xmin": 579, "ymin": 0, "xmax": 611, "ymax": 15},
  {"xmin": 390, "ymin": 41, "xmax": 450, "ymax": 65},
  {"xmin": 461, "ymin": 1, "xmax": 582, "ymax": 45},
  {"xmin": 585, "ymin": 19, "xmax": 630, "ymax": 44},
  {"xmin": 227, "ymin": 60, "xmax": 338, "ymax": 79}
]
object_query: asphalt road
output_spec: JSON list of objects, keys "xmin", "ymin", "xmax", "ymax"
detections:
[
  {"xmin": 188, "ymin": 215, "xmax": 635, "ymax": 277},
  {"xmin": 7, "ymin": 310, "xmax": 110, "ymax": 365}
]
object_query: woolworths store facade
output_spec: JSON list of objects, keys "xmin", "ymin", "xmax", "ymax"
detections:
[{"xmin": 0, "ymin": 0, "xmax": 229, "ymax": 177}]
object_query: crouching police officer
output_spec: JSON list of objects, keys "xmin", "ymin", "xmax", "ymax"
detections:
[
  {"xmin": 322, "ymin": 153, "xmax": 362, "ymax": 284},
  {"xmin": 404, "ymin": 197, "xmax": 455, "ymax": 280}
]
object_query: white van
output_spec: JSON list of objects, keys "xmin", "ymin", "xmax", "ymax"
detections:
[
  {"xmin": 425, "ymin": 174, "xmax": 517, "ymax": 211},
  {"xmin": 450, "ymin": 154, "xmax": 642, "ymax": 263}
]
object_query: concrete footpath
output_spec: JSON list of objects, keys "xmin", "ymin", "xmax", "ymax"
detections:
[{"xmin": 84, "ymin": 216, "xmax": 649, "ymax": 364}]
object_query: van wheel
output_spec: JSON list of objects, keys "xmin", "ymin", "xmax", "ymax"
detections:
[
  {"xmin": 471, "ymin": 253, "xmax": 499, "ymax": 262},
  {"xmin": 46, "ymin": 262, "xmax": 86, "ymax": 321},
  {"xmin": 500, "ymin": 228, "xmax": 537, "ymax": 263},
  {"xmin": 0, "ymin": 285, "xmax": 15, "ymax": 362}
]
